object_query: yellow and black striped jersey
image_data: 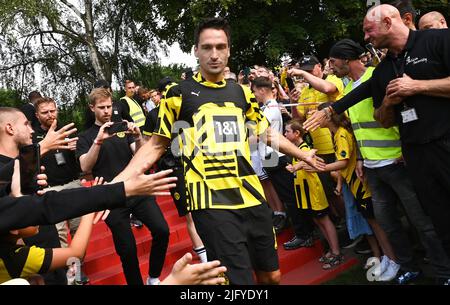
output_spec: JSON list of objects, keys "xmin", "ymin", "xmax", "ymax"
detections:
[
  {"xmin": 0, "ymin": 244, "xmax": 52, "ymax": 283},
  {"xmin": 154, "ymin": 72, "xmax": 269, "ymax": 211},
  {"xmin": 334, "ymin": 127, "xmax": 371, "ymax": 201},
  {"xmin": 292, "ymin": 143, "xmax": 329, "ymax": 211}
]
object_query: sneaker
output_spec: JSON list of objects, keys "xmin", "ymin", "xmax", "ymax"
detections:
[
  {"xmin": 354, "ymin": 239, "xmax": 372, "ymax": 255},
  {"xmin": 130, "ymin": 215, "xmax": 143, "ymax": 228},
  {"xmin": 396, "ymin": 270, "xmax": 421, "ymax": 285},
  {"xmin": 273, "ymin": 214, "xmax": 287, "ymax": 234},
  {"xmin": 341, "ymin": 235, "xmax": 363, "ymax": 249},
  {"xmin": 146, "ymin": 277, "xmax": 160, "ymax": 285},
  {"xmin": 75, "ymin": 271, "xmax": 90, "ymax": 285},
  {"xmin": 377, "ymin": 259, "xmax": 401, "ymax": 282},
  {"xmin": 372, "ymin": 255, "xmax": 390, "ymax": 278},
  {"xmin": 364, "ymin": 257, "xmax": 379, "ymax": 270},
  {"xmin": 435, "ymin": 278, "xmax": 450, "ymax": 285},
  {"xmin": 283, "ymin": 236, "xmax": 313, "ymax": 250}
]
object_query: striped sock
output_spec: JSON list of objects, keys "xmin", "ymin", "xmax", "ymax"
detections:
[{"xmin": 193, "ymin": 246, "xmax": 208, "ymax": 263}]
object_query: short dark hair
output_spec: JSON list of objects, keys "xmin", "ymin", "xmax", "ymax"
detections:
[
  {"xmin": 94, "ymin": 79, "xmax": 111, "ymax": 90},
  {"xmin": 194, "ymin": 17, "xmax": 231, "ymax": 47},
  {"xmin": 389, "ymin": 0, "xmax": 417, "ymax": 21},
  {"xmin": 28, "ymin": 91, "xmax": 42, "ymax": 102},
  {"xmin": 251, "ymin": 76, "xmax": 273, "ymax": 91}
]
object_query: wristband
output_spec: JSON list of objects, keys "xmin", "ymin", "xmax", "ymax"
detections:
[{"xmin": 94, "ymin": 139, "xmax": 103, "ymax": 146}]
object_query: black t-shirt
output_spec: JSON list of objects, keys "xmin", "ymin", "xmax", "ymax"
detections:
[
  {"xmin": 0, "ymin": 154, "xmax": 14, "ymax": 182},
  {"xmin": 142, "ymin": 106, "xmax": 160, "ymax": 137},
  {"xmin": 76, "ymin": 124, "xmax": 134, "ymax": 181},
  {"xmin": 371, "ymin": 29, "xmax": 450, "ymax": 144},
  {"xmin": 32, "ymin": 125, "xmax": 81, "ymax": 186}
]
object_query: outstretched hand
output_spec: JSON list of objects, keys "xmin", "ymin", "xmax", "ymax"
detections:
[
  {"xmin": 39, "ymin": 120, "xmax": 78, "ymax": 155},
  {"xmin": 303, "ymin": 109, "xmax": 328, "ymax": 132},
  {"xmin": 161, "ymin": 252, "xmax": 227, "ymax": 285},
  {"xmin": 93, "ymin": 163, "xmax": 177, "ymax": 224},
  {"xmin": 303, "ymin": 149, "xmax": 326, "ymax": 172}
]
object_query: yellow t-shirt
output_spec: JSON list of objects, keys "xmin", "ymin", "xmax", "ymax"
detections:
[
  {"xmin": 154, "ymin": 72, "xmax": 269, "ymax": 211},
  {"xmin": 297, "ymin": 74, "xmax": 344, "ymax": 155},
  {"xmin": 292, "ymin": 143, "xmax": 329, "ymax": 211},
  {"xmin": 0, "ymin": 244, "xmax": 52, "ymax": 283},
  {"xmin": 333, "ymin": 127, "xmax": 371, "ymax": 201}
]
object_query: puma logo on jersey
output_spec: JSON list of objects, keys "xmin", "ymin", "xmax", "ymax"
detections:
[{"xmin": 191, "ymin": 91, "xmax": 200, "ymax": 96}]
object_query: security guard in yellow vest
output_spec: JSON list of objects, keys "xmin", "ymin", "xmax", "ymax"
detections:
[{"xmin": 120, "ymin": 80, "xmax": 146, "ymax": 129}]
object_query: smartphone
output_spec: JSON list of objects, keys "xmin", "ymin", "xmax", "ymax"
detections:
[
  {"xmin": 286, "ymin": 77, "xmax": 296, "ymax": 91},
  {"xmin": 106, "ymin": 121, "xmax": 129, "ymax": 135},
  {"xmin": 19, "ymin": 143, "xmax": 40, "ymax": 195}
]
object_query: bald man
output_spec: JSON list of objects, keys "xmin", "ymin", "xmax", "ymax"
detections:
[
  {"xmin": 304, "ymin": 4, "xmax": 450, "ymax": 284},
  {"xmin": 418, "ymin": 11, "xmax": 448, "ymax": 30}
]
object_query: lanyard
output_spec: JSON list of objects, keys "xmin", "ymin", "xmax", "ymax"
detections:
[{"xmin": 391, "ymin": 51, "xmax": 409, "ymax": 78}]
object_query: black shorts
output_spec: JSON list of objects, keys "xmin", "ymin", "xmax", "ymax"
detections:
[
  {"xmin": 168, "ymin": 166, "xmax": 188, "ymax": 217},
  {"xmin": 157, "ymin": 153, "xmax": 188, "ymax": 217},
  {"xmin": 307, "ymin": 207, "xmax": 330, "ymax": 218},
  {"xmin": 192, "ymin": 204, "xmax": 279, "ymax": 285},
  {"xmin": 355, "ymin": 197, "xmax": 375, "ymax": 219}
]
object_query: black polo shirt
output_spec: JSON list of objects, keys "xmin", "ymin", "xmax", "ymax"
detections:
[
  {"xmin": 32, "ymin": 125, "xmax": 81, "ymax": 186},
  {"xmin": 76, "ymin": 124, "xmax": 134, "ymax": 181},
  {"xmin": 0, "ymin": 154, "xmax": 14, "ymax": 182},
  {"xmin": 372, "ymin": 29, "xmax": 450, "ymax": 144}
]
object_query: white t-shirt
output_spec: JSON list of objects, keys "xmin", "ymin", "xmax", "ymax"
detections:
[{"xmin": 259, "ymin": 99, "xmax": 284, "ymax": 158}]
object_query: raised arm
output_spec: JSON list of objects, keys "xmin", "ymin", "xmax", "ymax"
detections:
[
  {"xmin": 262, "ymin": 127, "xmax": 325, "ymax": 171},
  {"xmin": 113, "ymin": 134, "xmax": 170, "ymax": 182}
]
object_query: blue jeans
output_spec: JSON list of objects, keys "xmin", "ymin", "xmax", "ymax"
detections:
[{"xmin": 365, "ymin": 163, "xmax": 450, "ymax": 278}]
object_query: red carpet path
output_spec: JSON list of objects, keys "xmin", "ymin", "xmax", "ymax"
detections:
[{"xmin": 84, "ymin": 195, "xmax": 359, "ymax": 285}]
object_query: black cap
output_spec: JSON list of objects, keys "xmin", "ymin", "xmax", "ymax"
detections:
[
  {"xmin": 299, "ymin": 55, "xmax": 320, "ymax": 71},
  {"xmin": 329, "ymin": 39, "xmax": 366, "ymax": 60},
  {"xmin": 158, "ymin": 76, "xmax": 174, "ymax": 93}
]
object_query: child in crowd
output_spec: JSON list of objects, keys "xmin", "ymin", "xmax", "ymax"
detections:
[
  {"xmin": 284, "ymin": 119, "xmax": 343, "ymax": 269},
  {"xmin": 315, "ymin": 103, "xmax": 400, "ymax": 281}
]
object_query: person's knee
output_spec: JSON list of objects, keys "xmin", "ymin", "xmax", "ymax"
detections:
[{"xmin": 257, "ymin": 270, "xmax": 281, "ymax": 285}]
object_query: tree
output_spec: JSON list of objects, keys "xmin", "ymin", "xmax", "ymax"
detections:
[{"xmin": 0, "ymin": 0, "xmax": 170, "ymax": 100}]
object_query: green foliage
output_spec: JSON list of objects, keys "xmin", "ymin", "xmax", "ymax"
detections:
[
  {"xmin": 0, "ymin": 89, "xmax": 23, "ymax": 107},
  {"xmin": 129, "ymin": 63, "xmax": 188, "ymax": 90}
]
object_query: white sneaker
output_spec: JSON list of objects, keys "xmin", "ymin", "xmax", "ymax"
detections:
[
  {"xmin": 364, "ymin": 257, "xmax": 379, "ymax": 270},
  {"xmin": 377, "ymin": 259, "xmax": 400, "ymax": 281},
  {"xmin": 371, "ymin": 255, "xmax": 389, "ymax": 278},
  {"xmin": 146, "ymin": 277, "xmax": 160, "ymax": 285}
]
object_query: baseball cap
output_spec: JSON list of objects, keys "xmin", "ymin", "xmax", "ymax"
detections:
[
  {"xmin": 158, "ymin": 76, "xmax": 174, "ymax": 93},
  {"xmin": 299, "ymin": 55, "xmax": 320, "ymax": 71}
]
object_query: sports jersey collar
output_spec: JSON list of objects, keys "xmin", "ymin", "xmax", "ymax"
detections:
[{"xmin": 193, "ymin": 72, "xmax": 227, "ymax": 88}]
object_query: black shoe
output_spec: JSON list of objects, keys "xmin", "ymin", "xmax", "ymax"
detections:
[
  {"xmin": 396, "ymin": 270, "xmax": 421, "ymax": 285},
  {"xmin": 354, "ymin": 239, "xmax": 372, "ymax": 255},
  {"xmin": 130, "ymin": 215, "xmax": 143, "ymax": 229},
  {"xmin": 341, "ymin": 235, "xmax": 363, "ymax": 249},
  {"xmin": 283, "ymin": 236, "xmax": 313, "ymax": 250},
  {"xmin": 273, "ymin": 214, "xmax": 287, "ymax": 234}
]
